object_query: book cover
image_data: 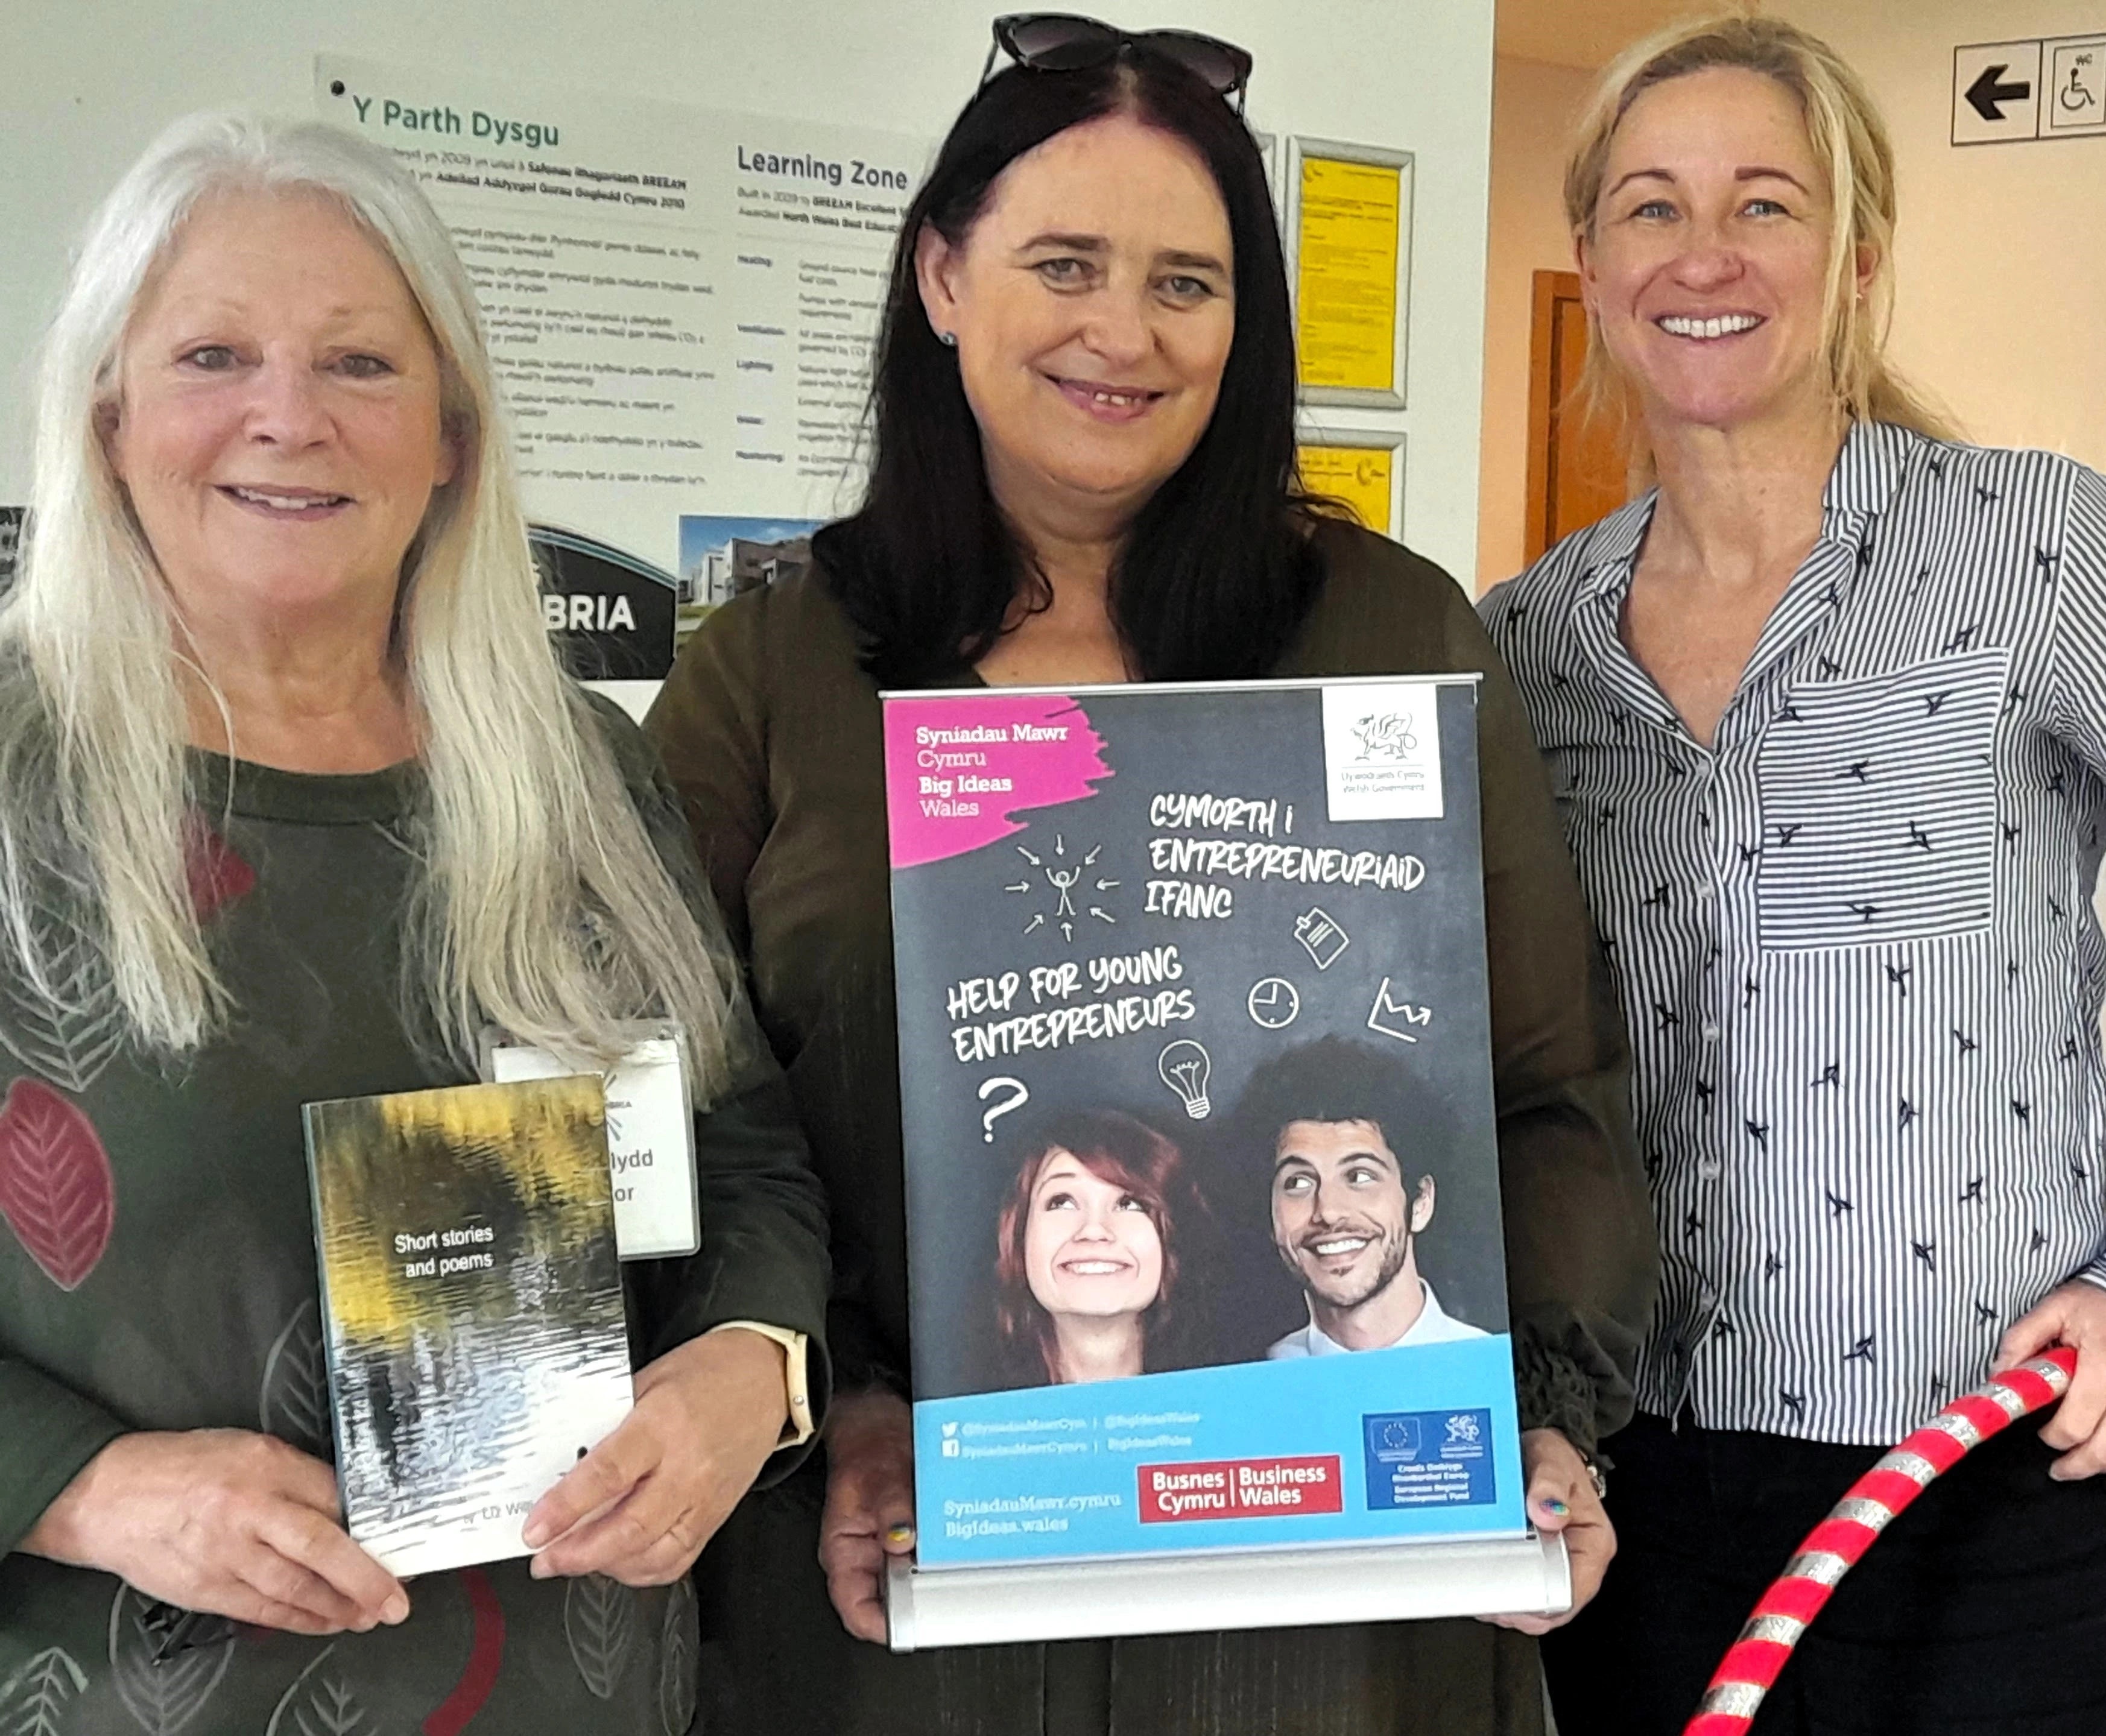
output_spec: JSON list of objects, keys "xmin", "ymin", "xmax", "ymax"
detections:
[
  {"xmin": 885, "ymin": 677, "xmax": 1525, "ymax": 1570},
  {"xmin": 302, "ymin": 1076, "xmax": 634, "ymax": 1579}
]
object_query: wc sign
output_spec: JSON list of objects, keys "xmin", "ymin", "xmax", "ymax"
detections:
[
  {"xmin": 527, "ymin": 524, "xmax": 678, "ymax": 681},
  {"xmin": 1953, "ymin": 36, "xmax": 2106, "ymax": 144}
]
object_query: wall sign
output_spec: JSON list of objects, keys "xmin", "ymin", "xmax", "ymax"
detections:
[
  {"xmin": 1295, "ymin": 431, "xmax": 1405, "ymax": 540},
  {"xmin": 1953, "ymin": 37, "xmax": 2106, "ymax": 145},
  {"xmin": 1286, "ymin": 139, "xmax": 1413, "ymax": 410},
  {"xmin": 528, "ymin": 525, "xmax": 678, "ymax": 683}
]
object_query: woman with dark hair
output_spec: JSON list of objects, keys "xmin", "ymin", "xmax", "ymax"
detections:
[
  {"xmin": 648, "ymin": 16, "xmax": 1655, "ymax": 1735},
  {"xmin": 994, "ymin": 1112, "xmax": 1195, "ymax": 1386}
]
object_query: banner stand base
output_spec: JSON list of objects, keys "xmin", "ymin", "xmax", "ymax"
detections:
[{"xmin": 885, "ymin": 1530, "xmax": 1569, "ymax": 1652}]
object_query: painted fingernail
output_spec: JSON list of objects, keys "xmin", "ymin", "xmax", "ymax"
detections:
[
  {"xmin": 1540, "ymin": 1498, "xmax": 1570, "ymax": 1518},
  {"xmin": 884, "ymin": 1524, "xmax": 917, "ymax": 1548},
  {"xmin": 382, "ymin": 1593, "xmax": 410, "ymax": 1624}
]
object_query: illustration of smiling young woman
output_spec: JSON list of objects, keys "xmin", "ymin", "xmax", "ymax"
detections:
[{"xmin": 994, "ymin": 1110, "xmax": 1208, "ymax": 1385}]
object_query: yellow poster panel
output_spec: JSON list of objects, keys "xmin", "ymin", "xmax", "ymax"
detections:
[
  {"xmin": 1294, "ymin": 156, "xmax": 1402, "ymax": 394},
  {"xmin": 1298, "ymin": 443, "xmax": 1395, "ymax": 537}
]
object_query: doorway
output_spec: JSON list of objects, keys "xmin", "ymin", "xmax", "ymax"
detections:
[{"xmin": 1523, "ymin": 270, "xmax": 1627, "ymax": 563}]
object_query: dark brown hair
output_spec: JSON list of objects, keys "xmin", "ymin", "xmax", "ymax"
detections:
[{"xmin": 814, "ymin": 48, "xmax": 1328, "ymax": 687}]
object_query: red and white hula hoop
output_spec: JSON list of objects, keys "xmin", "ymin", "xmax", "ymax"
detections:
[{"xmin": 1684, "ymin": 1345, "xmax": 2078, "ymax": 1735}]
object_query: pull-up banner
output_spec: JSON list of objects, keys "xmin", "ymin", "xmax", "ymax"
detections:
[{"xmin": 882, "ymin": 677, "xmax": 1544, "ymax": 1636}]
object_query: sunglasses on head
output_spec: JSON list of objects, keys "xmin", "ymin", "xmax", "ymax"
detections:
[{"xmin": 981, "ymin": 13, "xmax": 1254, "ymax": 114}]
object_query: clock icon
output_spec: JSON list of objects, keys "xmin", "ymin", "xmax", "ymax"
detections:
[{"xmin": 1247, "ymin": 977, "xmax": 1301, "ymax": 1030}]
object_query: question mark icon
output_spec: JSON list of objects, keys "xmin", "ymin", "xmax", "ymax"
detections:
[{"xmin": 978, "ymin": 1076, "xmax": 1028, "ymax": 1143}]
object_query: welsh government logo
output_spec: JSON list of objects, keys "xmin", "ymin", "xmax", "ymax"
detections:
[{"xmin": 1350, "ymin": 712, "xmax": 1417, "ymax": 762}]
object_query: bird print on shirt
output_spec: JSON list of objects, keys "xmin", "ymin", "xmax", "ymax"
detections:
[{"xmin": 1478, "ymin": 424, "xmax": 2106, "ymax": 1442}]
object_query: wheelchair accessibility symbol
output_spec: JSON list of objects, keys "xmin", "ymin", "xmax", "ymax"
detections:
[{"xmin": 2049, "ymin": 44, "xmax": 2104, "ymax": 129}]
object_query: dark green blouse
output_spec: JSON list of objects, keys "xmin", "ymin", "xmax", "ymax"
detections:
[
  {"xmin": 0, "ymin": 699, "xmax": 829, "ymax": 1734},
  {"xmin": 645, "ymin": 521, "xmax": 1657, "ymax": 1736}
]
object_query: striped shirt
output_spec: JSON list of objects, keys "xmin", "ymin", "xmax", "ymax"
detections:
[{"xmin": 1481, "ymin": 420, "xmax": 2106, "ymax": 1445}]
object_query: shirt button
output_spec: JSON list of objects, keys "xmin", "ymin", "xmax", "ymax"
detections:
[
  {"xmin": 1697, "ymin": 1157, "xmax": 1722, "ymax": 1180},
  {"xmin": 1702, "ymin": 1023, "xmax": 1721, "ymax": 1042}
]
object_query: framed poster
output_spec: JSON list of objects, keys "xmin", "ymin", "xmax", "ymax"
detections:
[
  {"xmin": 1286, "ymin": 138, "xmax": 1414, "ymax": 409},
  {"xmin": 1297, "ymin": 429, "xmax": 1406, "ymax": 539}
]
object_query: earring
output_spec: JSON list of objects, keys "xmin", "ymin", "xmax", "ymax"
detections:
[{"xmin": 937, "ymin": 330, "xmax": 958, "ymax": 347}]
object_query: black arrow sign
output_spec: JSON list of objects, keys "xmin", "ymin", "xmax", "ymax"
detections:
[{"xmin": 1966, "ymin": 62, "xmax": 2032, "ymax": 122}]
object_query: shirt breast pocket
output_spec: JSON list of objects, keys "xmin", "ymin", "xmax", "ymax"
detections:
[{"xmin": 1755, "ymin": 649, "xmax": 2010, "ymax": 950}]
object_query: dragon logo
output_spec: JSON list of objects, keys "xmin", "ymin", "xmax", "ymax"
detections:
[{"xmin": 1350, "ymin": 712, "xmax": 1417, "ymax": 762}]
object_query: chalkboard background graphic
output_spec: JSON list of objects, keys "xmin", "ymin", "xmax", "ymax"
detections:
[{"xmin": 888, "ymin": 679, "xmax": 1509, "ymax": 1403}]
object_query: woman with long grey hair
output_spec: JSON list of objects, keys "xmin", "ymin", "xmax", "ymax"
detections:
[{"xmin": 0, "ymin": 112, "xmax": 827, "ymax": 1732}]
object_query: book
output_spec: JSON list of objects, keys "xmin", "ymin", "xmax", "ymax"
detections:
[
  {"xmin": 882, "ymin": 677, "xmax": 1559, "ymax": 1643},
  {"xmin": 302, "ymin": 1076, "xmax": 635, "ymax": 1579}
]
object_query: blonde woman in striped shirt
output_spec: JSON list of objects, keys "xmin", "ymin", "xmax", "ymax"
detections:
[{"xmin": 1483, "ymin": 16, "xmax": 2106, "ymax": 1735}]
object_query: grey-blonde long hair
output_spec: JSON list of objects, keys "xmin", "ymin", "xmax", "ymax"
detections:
[
  {"xmin": 4, "ymin": 111, "xmax": 748, "ymax": 1100},
  {"xmin": 1564, "ymin": 10, "xmax": 1958, "ymax": 450}
]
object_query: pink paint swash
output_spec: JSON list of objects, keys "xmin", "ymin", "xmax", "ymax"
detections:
[{"xmin": 884, "ymin": 693, "xmax": 1113, "ymax": 868}]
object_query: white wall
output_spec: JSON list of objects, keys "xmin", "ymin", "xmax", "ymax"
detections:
[
  {"xmin": 0, "ymin": 0, "xmax": 1496, "ymax": 586},
  {"xmin": 1475, "ymin": 55, "xmax": 1593, "ymax": 593}
]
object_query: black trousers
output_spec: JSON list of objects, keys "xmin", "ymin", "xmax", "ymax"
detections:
[{"xmin": 1543, "ymin": 1411, "xmax": 2106, "ymax": 1735}]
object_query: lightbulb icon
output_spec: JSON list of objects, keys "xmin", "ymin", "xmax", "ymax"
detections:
[{"xmin": 1157, "ymin": 1040, "xmax": 1213, "ymax": 1120}]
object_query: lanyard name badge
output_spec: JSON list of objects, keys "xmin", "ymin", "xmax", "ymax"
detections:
[{"xmin": 479, "ymin": 1021, "xmax": 701, "ymax": 1260}]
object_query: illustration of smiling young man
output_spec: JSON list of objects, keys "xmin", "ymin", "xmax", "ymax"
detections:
[{"xmin": 1236, "ymin": 1036, "xmax": 1488, "ymax": 1357}]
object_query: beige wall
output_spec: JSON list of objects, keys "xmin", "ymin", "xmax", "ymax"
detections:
[
  {"xmin": 1766, "ymin": 0, "xmax": 2106, "ymax": 469},
  {"xmin": 1475, "ymin": 4, "xmax": 2106, "ymax": 596},
  {"xmin": 1476, "ymin": 55, "xmax": 1593, "ymax": 593}
]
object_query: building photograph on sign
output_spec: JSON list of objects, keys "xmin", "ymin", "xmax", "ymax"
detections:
[{"xmin": 675, "ymin": 513, "xmax": 821, "ymax": 650}]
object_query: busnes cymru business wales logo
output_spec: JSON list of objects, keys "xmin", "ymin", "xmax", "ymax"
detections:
[{"xmin": 1350, "ymin": 712, "xmax": 1417, "ymax": 762}]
